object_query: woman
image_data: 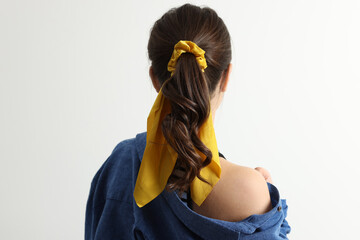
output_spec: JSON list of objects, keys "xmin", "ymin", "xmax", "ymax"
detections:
[{"xmin": 85, "ymin": 4, "xmax": 291, "ymax": 239}]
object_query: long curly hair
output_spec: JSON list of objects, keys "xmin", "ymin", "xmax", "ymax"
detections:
[{"xmin": 147, "ymin": 4, "xmax": 232, "ymax": 196}]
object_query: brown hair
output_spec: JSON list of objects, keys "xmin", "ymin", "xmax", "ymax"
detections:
[{"xmin": 148, "ymin": 4, "xmax": 232, "ymax": 195}]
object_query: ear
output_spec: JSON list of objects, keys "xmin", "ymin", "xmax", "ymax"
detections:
[
  {"xmin": 220, "ymin": 63, "xmax": 232, "ymax": 92},
  {"xmin": 149, "ymin": 66, "xmax": 160, "ymax": 93}
]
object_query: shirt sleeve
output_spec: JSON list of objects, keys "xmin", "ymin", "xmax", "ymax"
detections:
[
  {"xmin": 279, "ymin": 199, "xmax": 291, "ymax": 238},
  {"xmin": 85, "ymin": 164, "xmax": 106, "ymax": 240},
  {"xmin": 84, "ymin": 140, "xmax": 137, "ymax": 240}
]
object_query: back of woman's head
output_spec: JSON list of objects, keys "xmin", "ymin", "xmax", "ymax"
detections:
[{"xmin": 147, "ymin": 4, "xmax": 232, "ymax": 195}]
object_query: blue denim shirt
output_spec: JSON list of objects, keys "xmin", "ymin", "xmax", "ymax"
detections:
[{"xmin": 85, "ymin": 132, "xmax": 291, "ymax": 239}]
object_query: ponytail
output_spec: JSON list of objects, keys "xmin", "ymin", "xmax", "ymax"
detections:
[{"xmin": 161, "ymin": 52, "xmax": 213, "ymax": 195}]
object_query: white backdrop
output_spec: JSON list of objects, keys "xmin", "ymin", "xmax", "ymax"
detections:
[{"xmin": 1, "ymin": 0, "xmax": 359, "ymax": 239}]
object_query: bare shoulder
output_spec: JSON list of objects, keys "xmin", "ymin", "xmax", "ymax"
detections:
[{"xmin": 192, "ymin": 158, "xmax": 273, "ymax": 222}]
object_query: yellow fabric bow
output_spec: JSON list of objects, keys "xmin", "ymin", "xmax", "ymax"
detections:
[
  {"xmin": 133, "ymin": 88, "xmax": 221, "ymax": 208},
  {"xmin": 167, "ymin": 40, "xmax": 208, "ymax": 76}
]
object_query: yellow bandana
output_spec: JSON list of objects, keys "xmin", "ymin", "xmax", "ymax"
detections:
[
  {"xmin": 167, "ymin": 40, "xmax": 208, "ymax": 76},
  {"xmin": 133, "ymin": 40, "xmax": 221, "ymax": 208}
]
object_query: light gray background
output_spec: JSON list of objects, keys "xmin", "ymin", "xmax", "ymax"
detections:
[{"xmin": 1, "ymin": 0, "xmax": 359, "ymax": 239}]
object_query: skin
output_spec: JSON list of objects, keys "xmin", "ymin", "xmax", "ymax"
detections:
[{"xmin": 150, "ymin": 64, "xmax": 274, "ymax": 222}]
